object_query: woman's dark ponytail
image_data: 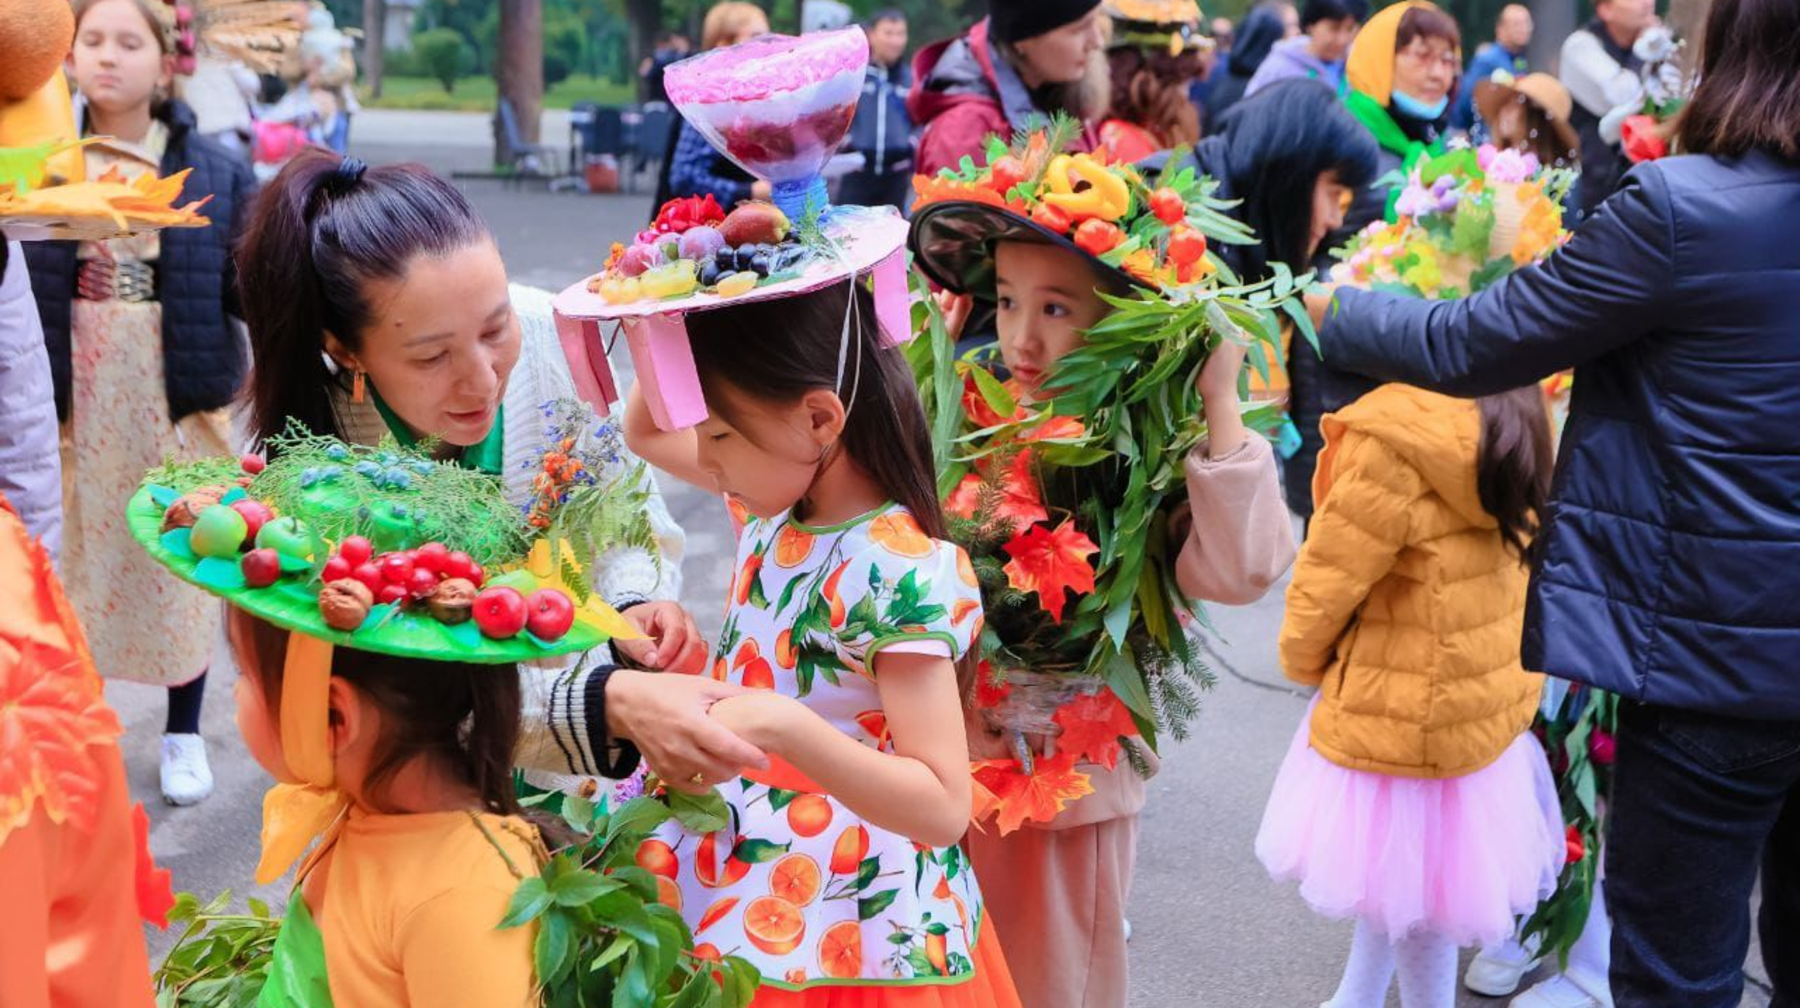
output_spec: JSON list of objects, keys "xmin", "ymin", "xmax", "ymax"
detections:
[
  {"xmin": 236, "ymin": 149, "xmax": 489, "ymax": 450},
  {"xmin": 1475, "ymin": 386, "xmax": 1554, "ymax": 561}
]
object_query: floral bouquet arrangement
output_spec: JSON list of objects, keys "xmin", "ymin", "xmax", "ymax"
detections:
[
  {"xmin": 1332, "ymin": 143, "xmax": 1574, "ymax": 299},
  {"xmin": 907, "ymin": 122, "xmax": 1299, "ymax": 831}
]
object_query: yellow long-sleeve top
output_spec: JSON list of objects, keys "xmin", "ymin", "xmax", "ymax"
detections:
[{"xmin": 302, "ymin": 808, "xmax": 541, "ymax": 1008}]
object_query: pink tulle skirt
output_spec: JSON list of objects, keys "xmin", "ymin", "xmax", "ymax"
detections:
[{"xmin": 1255, "ymin": 700, "xmax": 1565, "ymax": 946}]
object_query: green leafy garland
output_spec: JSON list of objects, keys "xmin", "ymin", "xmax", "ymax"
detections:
[{"xmin": 1521, "ymin": 687, "xmax": 1618, "ymax": 969}]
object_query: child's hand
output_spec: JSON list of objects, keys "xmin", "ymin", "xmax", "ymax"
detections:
[
  {"xmin": 935, "ymin": 291, "xmax": 973, "ymax": 343},
  {"xmin": 1196, "ymin": 339, "xmax": 1249, "ymax": 457},
  {"xmin": 707, "ymin": 692, "xmax": 799, "ymax": 753},
  {"xmin": 616, "ymin": 601, "xmax": 708, "ymax": 674}
]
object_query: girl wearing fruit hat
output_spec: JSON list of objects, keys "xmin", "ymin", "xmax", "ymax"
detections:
[
  {"xmin": 20, "ymin": 0, "xmax": 256, "ymax": 808},
  {"xmin": 907, "ymin": 125, "xmax": 1297, "ymax": 1008},
  {"xmin": 234, "ymin": 149, "xmax": 766, "ymax": 804},
  {"xmin": 909, "ymin": 0, "xmax": 1111, "ymax": 178},
  {"xmin": 122, "ymin": 422, "xmax": 699, "ymax": 1006}
]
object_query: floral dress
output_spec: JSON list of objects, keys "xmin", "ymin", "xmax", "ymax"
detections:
[
  {"xmin": 60, "ymin": 127, "xmax": 232, "ymax": 686},
  {"xmin": 652, "ymin": 504, "xmax": 989, "ymax": 993}
]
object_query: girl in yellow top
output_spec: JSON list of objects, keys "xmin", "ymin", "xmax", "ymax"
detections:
[{"xmin": 1257, "ymin": 383, "xmax": 1566, "ymax": 1008}]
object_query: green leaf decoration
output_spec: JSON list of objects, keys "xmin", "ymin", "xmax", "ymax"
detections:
[{"xmin": 858, "ymin": 889, "xmax": 900, "ymax": 921}]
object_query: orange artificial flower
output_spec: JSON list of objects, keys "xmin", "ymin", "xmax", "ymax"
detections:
[
  {"xmin": 912, "ymin": 174, "xmax": 1009, "ymax": 211},
  {"xmin": 1002, "ymin": 519, "xmax": 1099, "ymax": 623},
  {"xmin": 1051, "ymin": 690, "xmax": 1139, "ymax": 770}
]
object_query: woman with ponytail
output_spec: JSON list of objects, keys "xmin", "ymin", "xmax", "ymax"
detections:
[
  {"xmin": 1256, "ymin": 380, "xmax": 1564, "ymax": 1008},
  {"xmin": 235, "ymin": 150, "xmax": 767, "ymax": 797}
]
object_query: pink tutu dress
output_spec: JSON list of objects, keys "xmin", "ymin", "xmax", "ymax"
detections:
[{"xmin": 1255, "ymin": 697, "xmax": 1566, "ymax": 946}]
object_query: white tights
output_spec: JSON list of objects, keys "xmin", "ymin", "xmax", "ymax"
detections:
[{"xmin": 1324, "ymin": 918, "xmax": 1459, "ymax": 1008}]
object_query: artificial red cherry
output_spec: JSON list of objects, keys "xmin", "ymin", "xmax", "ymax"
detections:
[
  {"xmin": 379, "ymin": 552, "xmax": 415, "ymax": 584},
  {"xmin": 466, "ymin": 562, "xmax": 485, "ymax": 587},
  {"xmin": 407, "ymin": 567, "xmax": 439, "ymax": 599},
  {"xmin": 412, "ymin": 541, "xmax": 450, "ymax": 574},
  {"xmin": 351, "ymin": 563, "xmax": 385, "ymax": 596},
  {"xmin": 322, "ymin": 556, "xmax": 352, "ymax": 583},
  {"xmin": 338, "ymin": 535, "xmax": 374, "ymax": 567},
  {"xmin": 442, "ymin": 550, "xmax": 475, "ymax": 581},
  {"xmin": 239, "ymin": 453, "xmax": 266, "ymax": 475},
  {"xmin": 376, "ymin": 583, "xmax": 408, "ymax": 606}
]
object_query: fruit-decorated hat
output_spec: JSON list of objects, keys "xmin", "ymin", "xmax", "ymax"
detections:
[
  {"xmin": 127, "ymin": 408, "xmax": 645, "ymax": 882},
  {"xmin": 550, "ymin": 26, "xmax": 915, "ymax": 432},
  {"xmin": 908, "ymin": 118, "xmax": 1224, "ymax": 304},
  {"xmin": 1106, "ymin": 0, "xmax": 1211, "ymax": 57}
]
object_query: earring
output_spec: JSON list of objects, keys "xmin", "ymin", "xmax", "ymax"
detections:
[{"xmin": 352, "ymin": 370, "xmax": 366, "ymax": 403}]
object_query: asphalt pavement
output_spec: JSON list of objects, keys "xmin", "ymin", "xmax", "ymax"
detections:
[{"xmin": 110, "ymin": 110, "xmax": 1770, "ymax": 1007}]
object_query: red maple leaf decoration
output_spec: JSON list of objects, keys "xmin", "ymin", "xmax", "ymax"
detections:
[
  {"xmin": 132, "ymin": 802, "xmax": 175, "ymax": 928},
  {"xmin": 1052, "ymin": 690, "xmax": 1139, "ymax": 770},
  {"xmin": 945, "ymin": 451, "xmax": 1048, "ymax": 533},
  {"xmin": 1002, "ymin": 519, "xmax": 1099, "ymax": 623},
  {"xmin": 973, "ymin": 660, "xmax": 1012, "ymax": 709},
  {"xmin": 971, "ymin": 752, "xmax": 1095, "ymax": 834}
]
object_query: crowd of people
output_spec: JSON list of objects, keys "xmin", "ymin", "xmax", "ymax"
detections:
[{"xmin": 2, "ymin": 0, "xmax": 1797, "ymax": 1007}]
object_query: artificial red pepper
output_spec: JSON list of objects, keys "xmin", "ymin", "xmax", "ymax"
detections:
[
  {"xmin": 1073, "ymin": 218, "xmax": 1124, "ymax": 256},
  {"xmin": 1150, "ymin": 187, "xmax": 1186, "ymax": 224},
  {"xmin": 1166, "ymin": 224, "xmax": 1207, "ymax": 265}
]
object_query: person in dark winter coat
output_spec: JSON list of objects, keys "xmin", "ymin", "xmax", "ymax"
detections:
[
  {"xmin": 838, "ymin": 9, "xmax": 914, "ymax": 210},
  {"xmin": 1308, "ymin": 0, "xmax": 1800, "ymax": 1001},
  {"xmin": 908, "ymin": 0, "xmax": 1107, "ymax": 179},
  {"xmin": 1203, "ymin": 2, "xmax": 1290, "ymax": 125}
]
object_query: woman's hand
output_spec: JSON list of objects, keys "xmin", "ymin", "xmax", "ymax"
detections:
[
  {"xmin": 1196, "ymin": 338, "xmax": 1249, "ymax": 457},
  {"xmin": 604, "ymin": 669, "xmax": 768, "ymax": 793},
  {"xmin": 934, "ymin": 291, "xmax": 974, "ymax": 343},
  {"xmin": 615, "ymin": 600, "xmax": 708, "ymax": 674},
  {"xmin": 76, "ymin": 244, "xmax": 116, "ymax": 301}
]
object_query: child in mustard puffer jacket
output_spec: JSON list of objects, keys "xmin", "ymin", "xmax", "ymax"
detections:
[{"xmin": 1257, "ymin": 382, "xmax": 1566, "ymax": 1008}]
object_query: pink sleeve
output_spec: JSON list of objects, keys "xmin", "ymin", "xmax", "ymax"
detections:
[{"xmin": 1172, "ymin": 436, "xmax": 1297, "ymax": 605}]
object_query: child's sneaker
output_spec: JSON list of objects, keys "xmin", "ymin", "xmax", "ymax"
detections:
[
  {"xmin": 1465, "ymin": 937, "xmax": 1541, "ymax": 996},
  {"xmin": 1510, "ymin": 974, "xmax": 1611, "ymax": 1008},
  {"xmin": 160, "ymin": 733, "xmax": 214, "ymax": 806}
]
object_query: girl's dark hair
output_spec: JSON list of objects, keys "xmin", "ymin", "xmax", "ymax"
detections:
[
  {"xmin": 227, "ymin": 606, "xmax": 522, "ymax": 816},
  {"xmin": 1677, "ymin": 0, "xmax": 1800, "ymax": 161},
  {"xmin": 684, "ymin": 279, "xmax": 948, "ymax": 541},
  {"xmin": 1213, "ymin": 79, "xmax": 1380, "ymax": 279},
  {"xmin": 236, "ymin": 149, "xmax": 490, "ymax": 450},
  {"xmin": 1227, "ymin": 4, "xmax": 1288, "ymax": 76},
  {"xmin": 1300, "ymin": 0, "xmax": 1367, "ymax": 29},
  {"xmin": 1395, "ymin": 4, "xmax": 1461, "ymax": 52},
  {"xmin": 1106, "ymin": 45, "xmax": 1205, "ymax": 149},
  {"xmin": 1475, "ymin": 386, "xmax": 1553, "ymax": 560}
]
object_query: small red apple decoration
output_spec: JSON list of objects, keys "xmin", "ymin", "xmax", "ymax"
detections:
[
  {"xmin": 350, "ymin": 562, "xmax": 385, "ymax": 596},
  {"xmin": 379, "ymin": 552, "xmax": 415, "ymax": 585},
  {"xmin": 526, "ymin": 588, "xmax": 576, "ymax": 641},
  {"xmin": 472, "ymin": 586, "xmax": 529, "ymax": 639},
  {"xmin": 338, "ymin": 535, "xmax": 374, "ymax": 567},
  {"xmin": 413, "ymin": 541, "xmax": 449, "ymax": 574},
  {"xmin": 229, "ymin": 500, "xmax": 275, "ymax": 548},
  {"xmin": 442, "ymin": 550, "xmax": 475, "ymax": 581},
  {"xmin": 322, "ymin": 555, "xmax": 352, "ymax": 583},
  {"xmin": 241, "ymin": 548, "xmax": 282, "ymax": 588},
  {"xmin": 406, "ymin": 566, "xmax": 439, "ymax": 599}
]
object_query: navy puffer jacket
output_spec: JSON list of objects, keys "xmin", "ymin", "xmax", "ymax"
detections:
[
  {"xmin": 1318, "ymin": 150, "xmax": 1800, "ymax": 720},
  {"xmin": 25, "ymin": 99, "xmax": 253, "ymax": 423}
]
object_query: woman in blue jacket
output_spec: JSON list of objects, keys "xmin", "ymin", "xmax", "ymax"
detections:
[{"xmin": 1306, "ymin": 0, "xmax": 1800, "ymax": 1003}]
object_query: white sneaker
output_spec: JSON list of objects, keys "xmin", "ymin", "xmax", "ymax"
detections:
[
  {"xmin": 1122, "ymin": 918, "xmax": 1133, "ymax": 942},
  {"xmin": 1465, "ymin": 940, "xmax": 1541, "ymax": 996},
  {"xmin": 160, "ymin": 733, "xmax": 214, "ymax": 806},
  {"xmin": 1510, "ymin": 975, "xmax": 1607, "ymax": 1008}
]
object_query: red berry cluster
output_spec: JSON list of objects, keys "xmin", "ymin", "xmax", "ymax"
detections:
[{"xmin": 321, "ymin": 537, "xmax": 485, "ymax": 608}]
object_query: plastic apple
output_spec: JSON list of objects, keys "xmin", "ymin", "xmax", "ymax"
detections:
[
  {"xmin": 229, "ymin": 500, "xmax": 274, "ymax": 547},
  {"xmin": 472, "ymin": 586, "xmax": 529, "ymax": 639},
  {"xmin": 190, "ymin": 505, "xmax": 250, "ymax": 559},
  {"xmin": 255, "ymin": 516, "xmax": 315, "ymax": 561},
  {"xmin": 338, "ymin": 535, "xmax": 374, "ymax": 567},
  {"xmin": 526, "ymin": 588, "xmax": 576, "ymax": 641},
  {"xmin": 241, "ymin": 548, "xmax": 282, "ymax": 587}
]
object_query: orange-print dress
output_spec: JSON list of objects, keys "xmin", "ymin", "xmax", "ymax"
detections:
[{"xmin": 653, "ymin": 503, "xmax": 1018, "ymax": 1007}]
